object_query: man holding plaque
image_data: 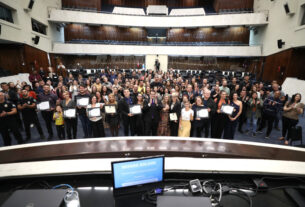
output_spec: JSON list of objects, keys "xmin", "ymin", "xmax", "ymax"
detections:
[
  {"xmin": 202, "ymin": 90, "xmax": 216, "ymax": 137},
  {"xmin": 18, "ymin": 89, "xmax": 45, "ymax": 141},
  {"xmin": 75, "ymin": 84, "xmax": 91, "ymax": 138},
  {"xmin": 118, "ymin": 89, "xmax": 136, "ymax": 136},
  {"xmin": 37, "ymin": 85, "xmax": 58, "ymax": 140},
  {"xmin": 143, "ymin": 91, "xmax": 163, "ymax": 136}
]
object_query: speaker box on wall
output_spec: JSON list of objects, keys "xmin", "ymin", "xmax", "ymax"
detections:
[
  {"xmin": 284, "ymin": 3, "xmax": 290, "ymax": 14},
  {"xmin": 32, "ymin": 36, "xmax": 40, "ymax": 45},
  {"xmin": 277, "ymin": 39, "xmax": 285, "ymax": 49},
  {"xmin": 28, "ymin": 0, "xmax": 35, "ymax": 9}
]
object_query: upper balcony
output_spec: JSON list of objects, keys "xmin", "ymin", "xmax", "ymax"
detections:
[{"xmin": 48, "ymin": 9, "xmax": 268, "ymax": 28}]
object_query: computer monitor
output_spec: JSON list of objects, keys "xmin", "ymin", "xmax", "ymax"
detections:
[{"xmin": 111, "ymin": 156, "xmax": 164, "ymax": 195}]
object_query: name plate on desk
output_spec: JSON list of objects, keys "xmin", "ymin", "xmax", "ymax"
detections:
[
  {"xmin": 105, "ymin": 105, "xmax": 116, "ymax": 114},
  {"xmin": 129, "ymin": 105, "xmax": 142, "ymax": 115},
  {"xmin": 88, "ymin": 107, "xmax": 101, "ymax": 118},
  {"xmin": 37, "ymin": 101, "xmax": 50, "ymax": 111},
  {"xmin": 76, "ymin": 97, "xmax": 89, "ymax": 107},
  {"xmin": 221, "ymin": 104, "xmax": 234, "ymax": 115},
  {"xmin": 64, "ymin": 109, "xmax": 76, "ymax": 118},
  {"xmin": 197, "ymin": 108, "xmax": 209, "ymax": 119}
]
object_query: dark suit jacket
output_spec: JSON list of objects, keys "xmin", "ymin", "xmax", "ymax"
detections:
[
  {"xmin": 118, "ymin": 97, "xmax": 135, "ymax": 122},
  {"xmin": 142, "ymin": 99, "xmax": 163, "ymax": 123},
  {"xmin": 169, "ymin": 101, "xmax": 181, "ymax": 122}
]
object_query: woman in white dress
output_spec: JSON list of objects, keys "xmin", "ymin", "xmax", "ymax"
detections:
[{"xmin": 178, "ymin": 101, "xmax": 194, "ymax": 137}]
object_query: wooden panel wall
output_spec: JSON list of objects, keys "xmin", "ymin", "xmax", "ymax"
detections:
[
  {"xmin": 214, "ymin": 0, "xmax": 254, "ymax": 12},
  {"xmin": 167, "ymin": 27, "xmax": 249, "ymax": 44},
  {"xmin": 0, "ymin": 44, "xmax": 49, "ymax": 75},
  {"xmin": 64, "ymin": 24, "xmax": 250, "ymax": 44},
  {"xmin": 168, "ymin": 56, "xmax": 252, "ymax": 71},
  {"xmin": 102, "ymin": 0, "xmax": 212, "ymax": 8},
  {"xmin": 54, "ymin": 55, "xmax": 145, "ymax": 69},
  {"xmin": 62, "ymin": 0, "xmax": 102, "ymax": 10},
  {"xmin": 64, "ymin": 24, "xmax": 147, "ymax": 42},
  {"xmin": 0, "ymin": 45, "xmax": 25, "ymax": 74},
  {"xmin": 262, "ymin": 48, "xmax": 305, "ymax": 84}
]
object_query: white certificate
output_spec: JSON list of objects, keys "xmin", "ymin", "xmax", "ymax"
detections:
[
  {"xmin": 88, "ymin": 107, "xmax": 101, "ymax": 117},
  {"xmin": 37, "ymin": 101, "xmax": 50, "ymax": 111},
  {"xmin": 221, "ymin": 105, "xmax": 234, "ymax": 115},
  {"xmin": 169, "ymin": 113, "xmax": 178, "ymax": 121},
  {"xmin": 129, "ymin": 105, "xmax": 142, "ymax": 115},
  {"xmin": 77, "ymin": 97, "xmax": 89, "ymax": 106},
  {"xmin": 64, "ymin": 109, "xmax": 76, "ymax": 118},
  {"xmin": 197, "ymin": 108, "xmax": 209, "ymax": 118},
  {"xmin": 105, "ymin": 105, "xmax": 116, "ymax": 114}
]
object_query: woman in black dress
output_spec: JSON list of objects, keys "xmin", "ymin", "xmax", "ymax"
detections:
[{"xmin": 105, "ymin": 93, "xmax": 120, "ymax": 136}]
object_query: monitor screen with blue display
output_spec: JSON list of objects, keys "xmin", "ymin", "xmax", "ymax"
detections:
[{"xmin": 112, "ymin": 156, "xmax": 164, "ymax": 189}]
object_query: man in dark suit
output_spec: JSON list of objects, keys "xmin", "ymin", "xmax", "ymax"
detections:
[
  {"xmin": 119, "ymin": 89, "xmax": 136, "ymax": 136},
  {"xmin": 143, "ymin": 91, "xmax": 163, "ymax": 136}
]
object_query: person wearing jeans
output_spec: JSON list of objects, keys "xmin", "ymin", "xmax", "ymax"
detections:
[
  {"xmin": 279, "ymin": 93, "xmax": 304, "ymax": 145},
  {"xmin": 246, "ymin": 92, "xmax": 263, "ymax": 137}
]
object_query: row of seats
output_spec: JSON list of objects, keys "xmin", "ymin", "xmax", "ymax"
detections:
[{"xmin": 66, "ymin": 39, "xmax": 248, "ymax": 46}]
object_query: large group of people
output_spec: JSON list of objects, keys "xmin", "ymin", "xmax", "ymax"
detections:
[{"xmin": 0, "ymin": 67, "xmax": 304, "ymax": 146}]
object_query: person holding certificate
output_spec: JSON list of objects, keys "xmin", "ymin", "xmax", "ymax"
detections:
[
  {"xmin": 178, "ymin": 101, "xmax": 194, "ymax": 137},
  {"xmin": 105, "ymin": 93, "xmax": 120, "ymax": 137},
  {"xmin": 75, "ymin": 85, "xmax": 91, "ymax": 138},
  {"xmin": 157, "ymin": 95, "xmax": 170, "ymax": 136},
  {"xmin": 143, "ymin": 91, "xmax": 163, "ymax": 136},
  {"xmin": 134, "ymin": 93, "xmax": 144, "ymax": 136},
  {"xmin": 118, "ymin": 89, "xmax": 136, "ymax": 136},
  {"xmin": 202, "ymin": 89, "xmax": 216, "ymax": 138},
  {"xmin": 87, "ymin": 95, "xmax": 105, "ymax": 138},
  {"xmin": 169, "ymin": 92, "xmax": 181, "ymax": 136},
  {"xmin": 223, "ymin": 92, "xmax": 242, "ymax": 140},
  {"xmin": 61, "ymin": 91, "xmax": 77, "ymax": 139},
  {"xmin": 37, "ymin": 84, "xmax": 58, "ymax": 140},
  {"xmin": 191, "ymin": 96, "xmax": 206, "ymax": 137},
  {"xmin": 211, "ymin": 90, "xmax": 229, "ymax": 138}
]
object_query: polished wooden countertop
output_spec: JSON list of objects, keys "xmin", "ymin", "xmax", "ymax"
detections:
[{"xmin": 0, "ymin": 137, "xmax": 304, "ymax": 164}]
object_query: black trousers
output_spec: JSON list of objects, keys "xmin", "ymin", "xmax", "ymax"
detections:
[
  {"xmin": 170, "ymin": 121, "xmax": 179, "ymax": 136},
  {"xmin": 259, "ymin": 113, "xmax": 275, "ymax": 137},
  {"xmin": 145, "ymin": 119, "xmax": 159, "ymax": 136},
  {"xmin": 23, "ymin": 113, "xmax": 44, "ymax": 140},
  {"xmin": 223, "ymin": 119, "xmax": 238, "ymax": 140},
  {"xmin": 91, "ymin": 119, "xmax": 105, "ymax": 138},
  {"xmin": 238, "ymin": 113, "xmax": 247, "ymax": 131},
  {"xmin": 123, "ymin": 117, "xmax": 135, "ymax": 136},
  {"xmin": 65, "ymin": 118, "xmax": 78, "ymax": 139},
  {"xmin": 211, "ymin": 113, "xmax": 227, "ymax": 138},
  {"xmin": 135, "ymin": 115, "xmax": 144, "ymax": 136},
  {"xmin": 0, "ymin": 119, "xmax": 23, "ymax": 146},
  {"xmin": 202, "ymin": 119, "xmax": 210, "ymax": 137},
  {"xmin": 56, "ymin": 125, "xmax": 65, "ymax": 139},
  {"xmin": 282, "ymin": 116, "xmax": 298, "ymax": 140},
  {"xmin": 41, "ymin": 111, "xmax": 54, "ymax": 136}
]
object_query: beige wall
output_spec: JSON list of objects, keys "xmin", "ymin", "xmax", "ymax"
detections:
[
  {"xmin": 252, "ymin": 0, "xmax": 305, "ymax": 56},
  {"xmin": 145, "ymin": 55, "xmax": 168, "ymax": 72},
  {"xmin": 0, "ymin": 0, "xmax": 61, "ymax": 52}
]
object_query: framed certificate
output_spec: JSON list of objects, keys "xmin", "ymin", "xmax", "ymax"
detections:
[
  {"xmin": 197, "ymin": 108, "xmax": 209, "ymax": 119},
  {"xmin": 169, "ymin": 113, "xmax": 178, "ymax": 121},
  {"xmin": 129, "ymin": 105, "xmax": 142, "ymax": 115},
  {"xmin": 221, "ymin": 104, "xmax": 234, "ymax": 115},
  {"xmin": 64, "ymin": 109, "xmax": 76, "ymax": 118},
  {"xmin": 105, "ymin": 105, "xmax": 117, "ymax": 114},
  {"xmin": 37, "ymin": 101, "xmax": 50, "ymax": 111},
  {"xmin": 88, "ymin": 107, "xmax": 101, "ymax": 118},
  {"xmin": 76, "ymin": 97, "xmax": 89, "ymax": 107}
]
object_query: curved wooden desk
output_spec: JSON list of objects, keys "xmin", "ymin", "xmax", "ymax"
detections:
[{"xmin": 0, "ymin": 137, "xmax": 304, "ymax": 164}]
